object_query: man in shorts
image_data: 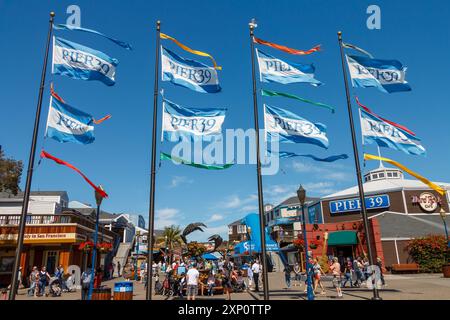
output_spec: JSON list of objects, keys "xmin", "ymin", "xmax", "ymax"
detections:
[{"xmin": 186, "ymin": 263, "xmax": 200, "ymax": 300}]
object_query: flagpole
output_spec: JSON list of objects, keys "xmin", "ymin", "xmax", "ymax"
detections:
[
  {"xmin": 8, "ymin": 12, "xmax": 55, "ymax": 300},
  {"xmin": 337, "ymin": 31, "xmax": 381, "ymax": 300},
  {"xmin": 249, "ymin": 23, "xmax": 270, "ymax": 300},
  {"xmin": 146, "ymin": 20, "xmax": 161, "ymax": 300}
]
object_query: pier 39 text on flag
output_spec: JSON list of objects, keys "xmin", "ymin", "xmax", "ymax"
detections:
[
  {"xmin": 45, "ymin": 97, "xmax": 95, "ymax": 144},
  {"xmin": 256, "ymin": 49, "xmax": 321, "ymax": 86},
  {"xmin": 360, "ymin": 108, "xmax": 425, "ymax": 156},
  {"xmin": 346, "ymin": 55, "xmax": 411, "ymax": 93},
  {"xmin": 52, "ymin": 37, "xmax": 118, "ymax": 86},
  {"xmin": 161, "ymin": 47, "xmax": 221, "ymax": 93},
  {"xmin": 162, "ymin": 99, "xmax": 226, "ymax": 142},
  {"xmin": 264, "ymin": 104, "xmax": 329, "ymax": 149}
]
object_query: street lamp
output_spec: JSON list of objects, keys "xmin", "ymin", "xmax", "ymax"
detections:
[
  {"xmin": 164, "ymin": 235, "xmax": 168, "ymax": 263},
  {"xmin": 297, "ymin": 185, "xmax": 314, "ymax": 301},
  {"xmin": 135, "ymin": 231, "xmax": 140, "ymax": 281},
  {"xmin": 88, "ymin": 185, "xmax": 104, "ymax": 300}
]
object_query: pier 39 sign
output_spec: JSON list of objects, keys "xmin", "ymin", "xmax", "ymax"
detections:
[{"xmin": 329, "ymin": 194, "xmax": 390, "ymax": 215}]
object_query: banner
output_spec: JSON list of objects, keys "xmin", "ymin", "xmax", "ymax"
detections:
[
  {"xmin": 261, "ymin": 89, "xmax": 335, "ymax": 113},
  {"xmin": 161, "ymin": 47, "xmax": 220, "ymax": 93},
  {"xmin": 53, "ymin": 24, "xmax": 132, "ymax": 50},
  {"xmin": 359, "ymin": 108, "xmax": 425, "ymax": 156},
  {"xmin": 253, "ymin": 37, "xmax": 320, "ymax": 55},
  {"xmin": 160, "ymin": 32, "xmax": 221, "ymax": 70},
  {"xmin": 162, "ymin": 99, "xmax": 226, "ymax": 142},
  {"xmin": 45, "ymin": 97, "xmax": 95, "ymax": 144},
  {"xmin": 52, "ymin": 37, "xmax": 119, "ymax": 86},
  {"xmin": 160, "ymin": 152, "xmax": 233, "ymax": 170},
  {"xmin": 364, "ymin": 154, "xmax": 445, "ymax": 196},
  {"xmin": 40, "ymin": 150, "xmax": 108, "ymax": 198},
  {"xmin": 256, "ymin": 49, "xmax": 321, "ymax": 86},
  {"xmin": 342, "ymin": 42, "xmax": 373, "ymax": 58},
  {"xmin": 346, "ymin": 55, "xmax": 411, "ymax": 93},
  {"xmin": 264, "ymin": 104, "xmax": 329, "ymax": 149},
  {"xmin": 269, "ymin": 150, "xmax": 348, "ymax": 162}
]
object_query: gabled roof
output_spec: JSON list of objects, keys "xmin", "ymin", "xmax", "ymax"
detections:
[
  {"xmin": 277, "ymin": 195, "xmax": 319, "ymax": 207},
  {"xmin": 322, "ymin": 178, "xmax": 450, "ymax": 200},
  {"xmin": 228, "ymin": 219, "xmax": 244, "ymax": 226},
  {"xmin": 0, "ymin": 191, "xmax": 68, "ymax": 201}
]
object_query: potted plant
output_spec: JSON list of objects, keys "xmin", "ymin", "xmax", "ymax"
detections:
[{"xmin": 78, "ymin": 241, "xmax": 94, "ymax": 252}]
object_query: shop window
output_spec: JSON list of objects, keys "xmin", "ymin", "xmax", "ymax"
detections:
[
  {"xmin": 379, "ymin": 173, "xmax": 385, "ymax": 178},
  {"xmin": 393, "ymin": 172, "xmax": 398, "ymax": 177},
  {"xmin": 387, "ymin": 172, "xmax": 392, "ymax": 177},
  {"xmin": 372, "ymin": 173, "xmax": 378, "ymax": 179}
]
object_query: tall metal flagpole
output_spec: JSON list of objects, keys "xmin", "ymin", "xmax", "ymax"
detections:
[
  {"xmin": 9, "ymin": 12, "xmax": 55, "ymax": 300},
  {"xmin": 337, "ymin": 31, "xmax": 381, "ymax": 300},
  {"xmin": 146, "ymin": 20, "xmax": 161, "ymax": 300},
  {"xmin": 249, "ymin": 22, "xmax": 270, "ymax": 300}
]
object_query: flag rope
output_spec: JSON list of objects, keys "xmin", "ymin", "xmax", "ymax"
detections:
[
  {"xmin": 364, "ymin": 153, "xmax": 446, "ymax": 195},
  {"xmin": 160, "ymin": 32, "xmax": 222, "ymax": 70}
]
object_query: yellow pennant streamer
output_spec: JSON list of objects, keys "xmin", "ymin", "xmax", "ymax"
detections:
[
  {"xmin": 364, "ymin": 153, "xmax": 446, "ymax": 196},
  {"xmin": 160, "ymin": 32, "xmax": 222, "ymax": 70}
]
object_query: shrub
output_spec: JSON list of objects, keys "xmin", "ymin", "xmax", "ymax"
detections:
[{"xmin": 407, "ymin": 235, "xmax": 448, "ymax": 273}]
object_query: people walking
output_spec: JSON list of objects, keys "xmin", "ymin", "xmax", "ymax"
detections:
[
  {"xmin": 246, "ymin": 262, "xmax": 253, "ymax": 289},
  {"xmin": 376, "ymin": 257, "xmax": 386, "ymax": 287},
  {"xmin": 293, "ymin": 262, "xmax": 302, "ymax": 287},
  {"xmin": 81, "ymin": 266, "xmax": 92, "ymax": 300},
  {"xmin": 353, "ymin": 257, "xmax": 364, "ymax": 287},
  {"xmin": 341, "ymin": 258, "xmax": 354, "ymax": 288},
  {"xmin": 330, "ymin": 257, "xmax": 343, "ymax": 298},
  {"xmin": 27, "ymin": 266, "xmax": 39, "ymax": 297},
  {"xmin": 38, "ymin": 266, "xmax": 50, "ymax": 296},
  {"xmin": 312, "ymin": 259, "xmax": 326, "ymax": 295},
  {"xmin": 284, "ymin": 265, "xmax": 292, "ymax": 289},
  {"xmin": 251, "ymin": 259, "xmax": 261, "ymax": 292},
  {"xmin": 221, "ymin": 267, "xmax": 232, "ymax": 300},
  {"xmin": 186, "ymin": 263, "xmax": 199, "ymax": 300}
]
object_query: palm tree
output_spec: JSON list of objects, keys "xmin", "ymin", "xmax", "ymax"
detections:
[{"xmin": 157, "ymin": 225, "xmax": 182, "ymax": 263}]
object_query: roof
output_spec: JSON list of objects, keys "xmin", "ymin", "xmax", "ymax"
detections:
[
  {"xmin": 0, "ymin": 191, "xmax": 68, "ymax": 201},
  {"xmin": 371, "ymin": 212, "xmax": 446, "ymax": 238},
  {"xmin": 228, "ymin": 219, "xmax": 244, "ymax": 226},
  {"xmin": 278, "ymin": 195, "xmax": 319, "ymax": 207},
  {"xmin": 322, "ymin": 178, "xmax": 450, "ymax": 200},
  {"xmin": 68, "ymin": 201, "xmax": 92, "ymax": 209}
]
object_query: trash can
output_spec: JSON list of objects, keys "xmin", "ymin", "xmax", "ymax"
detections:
[
  {"xmin": 92, "ymin": 287, "xmax": 112, "ymax": 300},
  {"xmin": 113, "ymin": 281, "xmax": 133, "ymax": 300}
]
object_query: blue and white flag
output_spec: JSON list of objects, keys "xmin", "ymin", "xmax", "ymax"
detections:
[
  {"xmin": 161, "ymin": 47, "xmax": 221, "ymax": 93},
  {"xmin": 45, "ymin": 97, "xmax": 95, "ymax": 144},
  {"xmin": 360, "ymin": 108, "xmax": 425, "ymax": 156},
  {"xmin": 256, "ymin": 49, "xmax": 322, "ymax": 86},
  {"xmin": 162, "ymin": 99, "xmax": 226, "ymax": 142},
  {"xmin": 346, "ymin": 55, "xmax": 411, "ymax": 93},
  {"xmin": 264, "ymin": 104, "xmax": 329, "ymax": 149},
  {"xmin": 52, "ymin": 37, "xmax": 119, "ymax": 86}
]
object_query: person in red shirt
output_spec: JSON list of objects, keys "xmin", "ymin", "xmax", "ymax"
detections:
[{"xmin": 93, "ymin": 268, "xmax": 103, "ymax": 288}]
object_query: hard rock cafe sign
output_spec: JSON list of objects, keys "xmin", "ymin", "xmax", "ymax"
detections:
[{"xmin": 411, "ymin": 192, "xmax": 441, "ymax": 212}]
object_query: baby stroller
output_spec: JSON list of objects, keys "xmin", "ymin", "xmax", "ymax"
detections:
[
  {"xmin": 162, "ymin": 274, "xmax": 174, "ymax": 296},
  {"xmin": 231, "ymin": 273, "xmax": 246, "ymax": 292},
  {"xmin": 154, "ymin": 275, "xmax": 164, "ymax": 295},
  {"xmin": 48, "ymin": 277, "xmax": 62, "ymax": 297}
]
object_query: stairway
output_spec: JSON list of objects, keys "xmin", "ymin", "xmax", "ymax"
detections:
[{"xmin": 113, "ymin": 242, "xmax": 133, "ymax": 277}]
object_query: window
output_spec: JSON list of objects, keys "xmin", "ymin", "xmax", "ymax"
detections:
[
  {"xmin": 372, "ymin": 174, "xmax": 378, "ymax": 179},
  {"xmin": 393, "ymin": 172, "xmax": 398, "ymax": 177},
  {"xmin": 379, "ymin": 173, "xmax": 385, "ymax": 178},
  {"xmin": 387, "ymin": 172, "xmax": 392, "ymax": 177},
  {"xmin": 228, "ymin": 226, "xmax": 233, "ymax": 235},
  {"xmin": 237, "ymin": 225, "xmax": 247, "ymax": 234}
]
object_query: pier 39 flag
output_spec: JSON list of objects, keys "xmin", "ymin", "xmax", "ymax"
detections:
[
  {"xmin": 45, "ymin": 97, "xmax": 95, "ymax": 144},
  {"xmin": 264, "ymin": 104, "xmax": 329, "ymax": 149},
  {"xmin": 161, "ymin": 47, "xmax": 221, "ymax": 93},
  {"xmin": 256, "ymin": 49, "xmax": 322, "ymax": 86},
  {"xmin": 346, "ymin": 55, "xmax": 411, "ymax": 93},
  {"xmin": 162, "ymin": 99, "xmax": 226, "ymax": 142},
  {"xmin": 360, "ymin": 108, "xmax": 425, "ymax": 156},
  {"xmin": 52, "ymin": 37, "xmax": 118, "ymax": 86}
]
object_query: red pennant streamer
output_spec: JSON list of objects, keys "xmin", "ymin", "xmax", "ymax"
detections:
[
  {"xmin": 355, "ymin": 97, "xmax": 416, "ymax": 136},
  {"xmin": 40, "ymin": 150, "xmax": 108, "ymax": 198},
  {"xmin": 93, "ymin": 115, "xmax": 112, "ymax": 124},
  {"xmin": 50, "ymin": 83, "xmax": 65, "ymax": 103},
  {"xmin": 253, "ymin": 36, "xmax": 321, "ymax": 55}
]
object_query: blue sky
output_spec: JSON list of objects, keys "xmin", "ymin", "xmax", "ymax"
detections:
[{"xmin": 1, "ymin": 1, "xmax": 450, "ymax": 241}]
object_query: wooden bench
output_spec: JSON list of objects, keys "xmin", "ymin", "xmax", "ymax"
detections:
[{"xmin": 391, "ymin": 263, "xmax": 419, "ymax": 273}]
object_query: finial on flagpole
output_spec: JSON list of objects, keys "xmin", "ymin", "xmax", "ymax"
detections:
[
  {"xmin": 156, "ymin": 20, "xmax": 161, "ymax": 31},
  {"xmin": 338, "ymin": 31, "xmax": 342, "ymax": 40},
  {"xmin": 249, "ymin": 18, "xmax": 258, "ymax": 29},
  {"xmin": 50, "ymin": 12, "xmax": 55, "ymax": 17}
]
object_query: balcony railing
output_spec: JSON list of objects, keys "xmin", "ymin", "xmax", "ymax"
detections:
[{"xmin": 0, "ymin": 214, "xmax": 116, "ymax": 238}]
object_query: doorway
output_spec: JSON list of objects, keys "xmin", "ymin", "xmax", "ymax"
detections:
[{"xmin": 44, "ymin": 251, "xmax": 59, "ymax": 274}]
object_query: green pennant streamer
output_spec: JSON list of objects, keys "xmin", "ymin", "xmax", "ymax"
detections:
[
  {"xmin": 261, "ymin": 89, "xmax": 335, "ymax": 113},
  {"xmin": 160, "ymin": 152, "xmax": 234, "ymax": 170}
]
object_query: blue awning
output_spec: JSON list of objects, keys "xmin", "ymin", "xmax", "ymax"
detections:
[{"xmin": 202, "ymin": 253, "xmax": 219, "ymax": 260}]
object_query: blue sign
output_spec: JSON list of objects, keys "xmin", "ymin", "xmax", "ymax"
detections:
[
  {"xmin": 138, "ymin": 215, "xmax": 146, "ymax": 229},
  {"xmin": 308, "ymin": 203, "xmax": 323, "ymax": 223},
  {"xmin": 329, "ymin": 194, "xmax": 390, "ymax": 215}
]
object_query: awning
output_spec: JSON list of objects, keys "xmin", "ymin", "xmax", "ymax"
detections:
[
  {"xmin": 327, "ymin": 231, "xmax": 358, "ymax": 246},
  {"xmin": 202, "ymin": 253, "xmax": 219, "ymax": 260}
]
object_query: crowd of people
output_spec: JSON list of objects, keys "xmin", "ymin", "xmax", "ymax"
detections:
[{"xmin": 282, "ymin": 255, "xmax": 386, "ymax": 299}]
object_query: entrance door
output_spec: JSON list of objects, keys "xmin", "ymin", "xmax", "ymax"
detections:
[{"xmin": 44, "ymin": 251, "xmax": 59, "ymax": 275}]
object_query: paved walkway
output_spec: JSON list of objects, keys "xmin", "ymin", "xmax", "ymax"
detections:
[{"xmin": 9, "ymin": 272, "xmax": 450, "ymax": 300}]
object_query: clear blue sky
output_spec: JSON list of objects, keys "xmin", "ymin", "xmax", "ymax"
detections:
[{"xmin": 1, "ymin": 1, "xmax": 449, "ymax": 241}]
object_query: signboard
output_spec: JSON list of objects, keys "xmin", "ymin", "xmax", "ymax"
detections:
[
  {"xmin": 0, "ymin": 233, "xmax": 83, "ymax": 243},
  {"xmin": 308, "ymin": 203, "xmax": 323, "ymax": 223},
  {"xmin": 138, "ymin": 215, "xmax": 146, "ymax": 229},
  {"xmin": 329, "ymin": 194, "xmax": 390, "ymax": 215},
  {"xmin": 411, "ymin": 192, "xmax": 440, "ymax": 212}
]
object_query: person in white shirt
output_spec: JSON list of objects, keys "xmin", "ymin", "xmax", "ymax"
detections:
[
  {"xmin": 251, "ymin": 260, "xmax": 261, "ymax": 292},
  {"xmin": 186, "ymin": 264, "xmax": 200, "ymax": 300},
  {"xmin": 246, "ymin": 263, "xmax": 253, "ymax": 288}
]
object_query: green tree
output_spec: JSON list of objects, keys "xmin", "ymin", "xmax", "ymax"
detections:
[
  {"xmin": 157, "ymin": 225, "xmax": 182, "ymax": 262},
  {"xmin": 0, "ymin": 148, "xmax": 23, "ymax": 195}
]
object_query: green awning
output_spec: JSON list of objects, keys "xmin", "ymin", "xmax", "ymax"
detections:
[{"xmin": 327, "ymin": 231, "xmax": 358, "ymax": 246}]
